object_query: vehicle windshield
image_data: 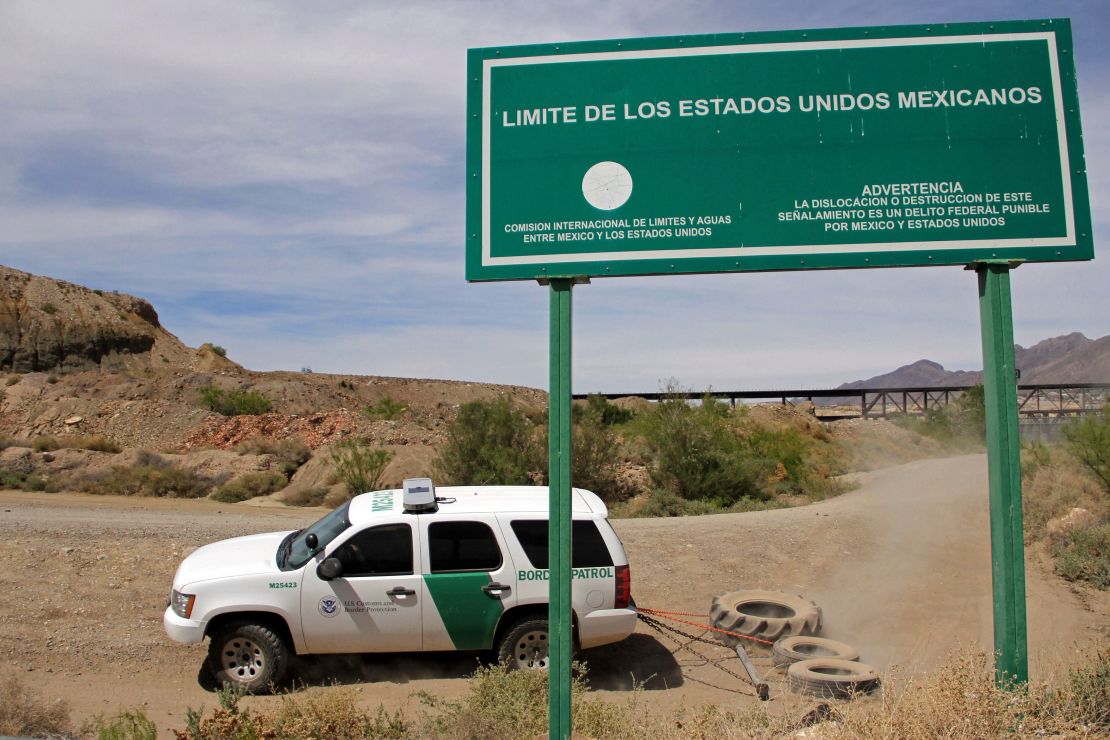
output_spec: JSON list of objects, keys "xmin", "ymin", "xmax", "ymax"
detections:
[{"xmin": 280, "ymin": 501, "xmax": 352, "ymax": 571}]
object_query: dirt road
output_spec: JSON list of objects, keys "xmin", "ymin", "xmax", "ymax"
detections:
[{"xmin": 1, "ymin": 454, "xmax": 1105, "ymax": 734}]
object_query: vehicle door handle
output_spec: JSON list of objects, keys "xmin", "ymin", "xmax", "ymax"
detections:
[
  {"xmin": 387, "ymin": 586, "xmax": 416, "ymax": 597},
  {"xmin": 482, "ymin": 582, "xmax": 512, "ymax": 598}
]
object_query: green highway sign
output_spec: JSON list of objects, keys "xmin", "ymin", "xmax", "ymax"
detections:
[{"xmin": 466, "ymin": 19, "xmax": 1093, "ymax": 282}]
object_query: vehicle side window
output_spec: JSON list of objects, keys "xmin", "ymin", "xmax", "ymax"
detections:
[
  {"xmin": 510, "ymin": 520, "xmax": 614, "ymax": 568},
  {"xmin": 332, "ymin": 524, "xmax": 413, "ymax": 577},
  {"xmin": 429, "ymin": 521, "xmax": 502, "ymax": 572}
]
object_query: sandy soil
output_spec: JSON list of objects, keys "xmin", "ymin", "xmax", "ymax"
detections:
[{"xmin": 1, "ymin": 454, "xmax": 1106, "ymax": 735}]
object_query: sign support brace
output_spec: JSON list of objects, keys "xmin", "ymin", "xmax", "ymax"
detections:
[{"xmin": 972, "ymin": 260, "xmax": 1030, "ymax": 686}]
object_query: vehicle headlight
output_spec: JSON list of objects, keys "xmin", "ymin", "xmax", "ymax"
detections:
[{"xmin": 170, "ymin": 589, "xmax": 195, "ymax": 619}]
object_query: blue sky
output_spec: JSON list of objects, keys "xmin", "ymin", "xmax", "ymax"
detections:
[{"xmin": 1, "ymin": 1, "xmax": 1108, "ymax": 392}]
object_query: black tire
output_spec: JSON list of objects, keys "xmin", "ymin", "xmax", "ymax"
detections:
[
  {"xmin": 787, "ymin": 658, "xmax": 880, "ymax": 699},
  {"xmin": 772, "ymin": 636, "xmax": 860, "ymax": 668},
  {"xmin": 709, "ymin": 590, "xmax": 821, "ymax": 647},
  {"xmin": 206, "ymin": 622, "xmax": 289, "ymax": 693},
  {"xmin": 497, "ymin": 617, "xmax": 550, "ymax": 671}
]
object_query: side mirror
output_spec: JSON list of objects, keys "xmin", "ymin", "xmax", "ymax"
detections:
[
  {"xmin": 316, "ymin": 557, "xmax": 343, "ymax": 581},
  {"xmin": 305, "ymin": 533, "xmax": 318, "ymax": 551}
]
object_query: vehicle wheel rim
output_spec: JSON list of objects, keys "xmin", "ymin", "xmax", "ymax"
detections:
[
  {"xmin": 220, "ymin": 637, "xmax": 265, "ymax": 682},
  {"xmin": 513, "ymin": 630, "xmax": 549, "ymax": 669}
]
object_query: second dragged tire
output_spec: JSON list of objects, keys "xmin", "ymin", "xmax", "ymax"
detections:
[
  {"xmin": 709, "ymin": 590, "xmax": 821, "ymax": 647},
  {"xmin": 772, "ymin": 636, "xmax": 860, "ymax": 668}
]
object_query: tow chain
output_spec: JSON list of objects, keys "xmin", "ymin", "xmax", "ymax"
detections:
[
  {"xmin": 638, "ymin": 607, "xmax": 775, "ymax": 646},
  {"xmin": 636, "ymin": 611, "xmax": 767, "ymax": 698}
]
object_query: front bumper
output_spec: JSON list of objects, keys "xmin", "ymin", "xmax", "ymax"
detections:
[{"xmin": 163, "ymin": 606, "xmax": 206, "ymax": 644}]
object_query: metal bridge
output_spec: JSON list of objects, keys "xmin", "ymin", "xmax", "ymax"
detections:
[{"xmin": 574, "ymin": 383, "xmax": 1110, "ymax": 420}]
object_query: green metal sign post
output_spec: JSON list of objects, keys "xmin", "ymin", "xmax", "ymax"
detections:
[
  {"xmin": 547, "ymin": 278, "xmax": 574, "ymax": 738},
  {"xmin": 975, "ymin": 261, "xmax": 1030, "ymax": 684}
]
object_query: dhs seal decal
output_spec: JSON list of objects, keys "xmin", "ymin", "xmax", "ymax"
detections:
[{"xmin": 318, "ymin": 596, "xmax": 340, "ymax": 618}]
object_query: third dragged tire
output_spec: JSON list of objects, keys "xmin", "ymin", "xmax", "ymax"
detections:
[
  {"xmin": 772, "ymin": 636, "xmax": 860, "ymax": 668},
  {"xmin": 787, "ymin": 658, "xmax": 880, "ymax": 699},
  {"xmin": 709, "ymin": 590, "xmax": 821, "ymax": 647}
]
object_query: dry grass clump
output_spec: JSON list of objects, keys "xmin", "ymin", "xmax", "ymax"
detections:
[
  {"xmin": 234, "ymin": 436, "xmax": 312, "ymax": 477},
  {"xmin": 210, "ymin": 471, "xmax": 287, "ymax": 503},
  {"xmin": 283, "ymin": 484, "xmax": 331, "ymax": 507},
  {"xmin": 81, "ymin": 451, "xmax": 213, "ymax": 498},
  {"xmin": 0, "ymin": 673, "xmax": 71, "ymax": 738},
  {"xmin": 29, "ymin": 434, "xmax": 120, "ymax": 453}
]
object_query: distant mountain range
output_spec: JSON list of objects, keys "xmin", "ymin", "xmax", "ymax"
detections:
[{"xmin": 837, "ymin": 332, "xmax": 1110, "ymax": 390}]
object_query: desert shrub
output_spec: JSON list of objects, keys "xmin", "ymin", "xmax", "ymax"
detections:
[
  {"xmin": 198, "ymin": 386, "xmax": 273, "ymax": 416},
  {"xmin": 54, "ymin": 434, "xmax": 121, "ymax": 453},
  {"xmin": 84, "ymin": 706, "xmax": 157, "ymax": 740},
  {"xmin": 1056, "ymin": 648, "xmax": 1110, "ymax": 728},
  {"xmin": 5, "ymin": 374, "xmax": 19, "ymax": 386},
  {"xmin": 1023, "ymin": 462, "xmax": 1106, "ymax": 536},
  {"xmin": 41, "ymin": 302, "xmax": 58, "ymax": 315},
  {"xmin": 47, "ymin": 375, "xmax": 59, "ymax": 384},
  {"xmin": 1054, "ymin": 522, "xmax": 1110, "ymax": 588},
  {"xmin": 1063, "ymin": 404, "xmax": 1110, "ymax": 489},
  {"xmin": 571, "ymin": 417, "xmax": 622, "ymax": 502},
  {"xmin": 0, "ymin": 471, "xmax": 53, "ymax": 492},
  {"xmin": 329, "ymin": 438, "xmax": 393, "ymax": 496},
  {"xmin": 211, "ymin": 471, "xmax": 287, "ymax": 503},
  {"xmin": 83, "ymin": 461, "xmax": 212, "ymax": 498},
  {"xmin": 0, "ymin": 673, "xmax": 71, "ymax": 737},
  {"xmin": 433, "ymin": 397, "xmax": 545, "ymax": 485},
  {"xmin": 31, "ymin": 435, "xmax": 59, "ymax": 452},
  {"xmin": 235, "ymin": 437, "xmax": 311, "ymax": 478},
  {"xmin": 210, "ymin": 344, "xmax": 227, "ymax": 357},
  {"xmin": 363, "ymin": 397, "xmax": 408, "ymax": 421},
  {"xmin": 636, "ymin": 394, "xmax": 772, "ymax": 505},
  {"xmin": 890, "ymin": 387, "xmax": 986, "ymax": 447},
  {"xmin": 575, "ymin": 394, "xmax": 634, "ymax": 426},
  {"xmin": 283, "ymin": 485, "xmax": 331, "ymax": 507}
]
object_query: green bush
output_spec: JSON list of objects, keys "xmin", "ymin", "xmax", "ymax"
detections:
[
  {"xmin": 83, "ymin": 706, "xmax": 157, "ymax": 740},
  {"xmin": 198, "ymin": 386, "xmax": 273, "ymax": 416},
  {"xmin": 1054, "ymin": 522, "xmax": 1110, "ymax": 588},
  {"xmin": 210, "ymin": 344, "xmax": 227, "ymax": 357},
  {"xmin": 211, "ymin": 471, "xmax": 287, "ymax": 503},
  {"xmin": 40, "ymin": 302, "xmax": 58, "ymax": 315},
  {"xmin": 329, "ymin": 438, "xmax": 393, "ymax": 495},
  {"xmin": 571, "ymin": 417, "xmax": 622, "ymax": 502},
  {"xmin": 4, "ymin": 375, "xmax": 19, "ymax": 386},
  {"xmin": 433, "ymin": 398, "xmax": 545, "ymax": 485},
  {"xmin": 83, "ymin": 460, "xmax": 212, "ymax": 498},
  {"xmin": 574, "ymin": 394, "xmax": 634, "ymax": 426},
  {"xmin": 0, "ymin": 471, "xmax": 52, "ymax": 492},
  {"xmin": 363, "ymin": 397, "xmax": 408, "ymax": 421},
  {"xmin": 636, "ymin": 394, "xmax": 772, "ymax": 505},
  {"xmin": 1063, "ymin": 404, "xmax": 1110, "ymax": 490}
]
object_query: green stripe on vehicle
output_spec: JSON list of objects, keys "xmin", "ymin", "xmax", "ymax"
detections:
[{"xmin": 423, "ymin": 573, "xmax": 504, "ymax": 650}]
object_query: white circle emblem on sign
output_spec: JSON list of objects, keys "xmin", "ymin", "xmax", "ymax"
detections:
[{"xmin": 582, "ymin": 161, "xmax": 632, "ymax": 210}]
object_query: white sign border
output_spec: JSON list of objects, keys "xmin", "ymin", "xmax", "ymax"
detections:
[{"xmin": 480, "ymin": 31, "xmax": 1074, "ymax": 268}]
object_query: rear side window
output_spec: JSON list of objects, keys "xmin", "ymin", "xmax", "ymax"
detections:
[
  {"xmin": 332, "ymin": 524, "xmax": 413, "ymax": 576},
  {"xmin": 510, "ymin": 520, "xmax": 614, "ymax": 569},
  {"xmin": 429, "ymin": 521, "xmax": 503, "ymax": 572}
]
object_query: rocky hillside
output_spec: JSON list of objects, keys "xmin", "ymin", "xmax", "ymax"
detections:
[
  {"xmin": 837, "ymin": 332, "xmax": 1110, "ymax": 391},
  {"xmin": 0, "ymin": 265, "xmax": 547, "ymax": 495}
]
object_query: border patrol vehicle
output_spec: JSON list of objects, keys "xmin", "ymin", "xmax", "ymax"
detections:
[{"xmin": 164, "ymin": 478, "xmax": 636, "ymax": 691}]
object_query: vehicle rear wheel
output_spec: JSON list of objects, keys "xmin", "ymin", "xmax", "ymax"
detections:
[
  {"xmin": 497, "ymin": 617, "xmax": 550, "ymax": 671},
  {"xmin": 206, "ymin": 622, "xmax": 289, "ymax": 693}
]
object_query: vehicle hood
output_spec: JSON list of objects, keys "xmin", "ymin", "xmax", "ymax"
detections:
[{"xmin": 174, "ymin": 531, "xmax": 291, "ymax": 588}]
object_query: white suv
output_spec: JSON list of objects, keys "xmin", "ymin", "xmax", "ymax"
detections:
[{"xmin": 164, "ymin": 480, "xmax": 636, "ymax": 691}]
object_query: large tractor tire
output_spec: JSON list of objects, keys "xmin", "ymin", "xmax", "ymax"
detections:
[{"xmin": 709, "ymin": 590, "xmax": 821, "ymax": 648}]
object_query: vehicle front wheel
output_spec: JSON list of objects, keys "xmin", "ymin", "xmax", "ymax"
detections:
[
  {"xmin": 206, "ymin": 622, "xmax": 289, "ymax": 693},
  {"xmin": 497, "ymin": 617, "xmax": 550, "ymax": 671}
]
